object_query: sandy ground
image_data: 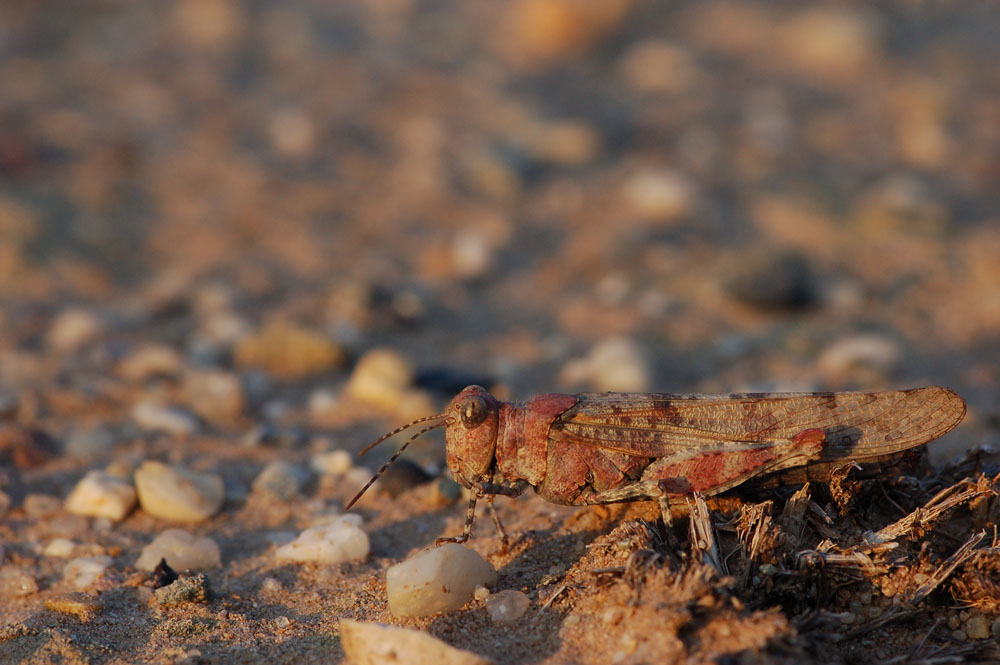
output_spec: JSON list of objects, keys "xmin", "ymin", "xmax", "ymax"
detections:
[{"xmin": 2, "ymin": 1, "xmax": 1000, "ymax": 663}]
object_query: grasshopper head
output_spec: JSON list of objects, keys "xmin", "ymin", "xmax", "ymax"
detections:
[{"xmin": 445, "ymin": 385, "xmax": 500, "ymax": 487}]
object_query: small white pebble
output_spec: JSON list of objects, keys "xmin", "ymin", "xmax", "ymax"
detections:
[
  {"xmin": 273, "ymin": 615, "xmax": 292, "ymax": 629},
  {"xmin": 252, "ymin": 461, "xmax": 308, "ymax": 501},
  {"xmin": 0, "ymin": 566, "xmax": 38, "ymax": 596},
  {"xmin": 132, "ymin": 401, "xmax": 198, "ymax": 436},
  {"xmin": 135, "ymin": 529, "xmax": 221, "ymax": 571},
  {"xmin": 44, "ymin": 538, "xmax": 76, "ymax": 558},
  {"xmin": 386, "ymin": 544, "xmax": 497, "ymax": 618},
  {"xmin": 623, "ymin": 169, "xmax": 695, "ymax": 222},
  {"xmin": 307, "ymin": 389, "xmax": 338, "ymax": 419},
  {"xmin": 65, "ymin": 470, "xmax": 137, "ymax": 522},
  {"xmin": 182, "ymin": 369, "xmax": 245, "ymax": 423},
  {"xmin": 63, "ymin": 556, "xmax": 112, "ymax": 589},
  {"xmin": 451, "ymin": 229, "xmax": 495, "ymax": 279},
  {"xmin": 559, "ymin": 337, "xmax": 651, "ymax": 393},
  {"xmin": 274, "ymin": 516, "xmax": 369, "ymax": 564},
  {"xmin": 818, "ymin": 334, "xmax": 902, "ymax": 382},
  {"xmin": 473, "ymin": 585, "xmax": 490, "ymax": 602},
  {"xmin": 345, "ymin": 348, "xmax": 415, "ymax": 412},
  {"xmin": 485, "ymin": 589, "xmax": 530, "ymax": 623},
  {"xmin": 310, "ymin": 450, "xmax": 353, "ymax": 476},
  {"xmin": 117, "ymin": 344, "xmax": 182, "ymax": 382},
  {"xmin": 47, "ymin": 308, "xmax": 103, "ymax": 352},
  {"xmin": 260, "ymin": 577, "xmax": 283, "ymax": 594},
  {"xmin": 134, "ymin": 461, "xmax": 224, "ymax": 522}
]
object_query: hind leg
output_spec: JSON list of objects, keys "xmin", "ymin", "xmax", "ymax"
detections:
[{"xmin": 640, "ymin": 431, "xmax": 826, "ymax": 496}]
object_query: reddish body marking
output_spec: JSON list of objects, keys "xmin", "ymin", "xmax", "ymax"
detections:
[{"xmin": 496, "ymin": 393, "xmax": 578, "ymax": 487}]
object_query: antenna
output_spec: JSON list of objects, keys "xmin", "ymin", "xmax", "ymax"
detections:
[
  {"xmin": 345, "ymin": 418, "xmax": 447, "ymax": 510},
  {"xmin": 356, "ymin": 412, "xmax": 446, "ymax": 457}
]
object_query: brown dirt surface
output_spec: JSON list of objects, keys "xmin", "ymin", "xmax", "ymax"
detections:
[{"xmin": 2, "ymin": 1, "xmax": 1000, "ymax": 663}]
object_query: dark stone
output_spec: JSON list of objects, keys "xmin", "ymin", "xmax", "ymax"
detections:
[
  {"xmin": 378, "ymin": 459, "xmax": 434, "ymax": 498},
  {"xmin": 726, "ymin": 251, "xmax": 818, "ymax": 311}
]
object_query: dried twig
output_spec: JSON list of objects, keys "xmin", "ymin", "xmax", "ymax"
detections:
[
  {"xmin": 688, "ymin": 492, "xmax": 726, "ymax": 575},
  {"xmin": 535, "ymin": 583, "xmax": 568, "ymax": 616},
  {"xmin": 779, "ymin": 483, "xmax": 812, "ymax": 549},
  {"xmin": 806, "ymin": 500, "xmax": 841, "ymax": 540},
  {"xmin": 737, "ymin": 500, "xmax": 774, "ymax": 586},
  {"xmin": 866, "ymin": 477, "xmax": 996, "ymax": 545},
  {"xmin": 795, "ymin": 548, "xmax": 890, "ymax": 579}
]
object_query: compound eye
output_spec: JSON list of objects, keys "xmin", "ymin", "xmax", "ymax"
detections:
[{"xmin": 459, "ymin": 396, "xmax": 489, "ymax": 429}]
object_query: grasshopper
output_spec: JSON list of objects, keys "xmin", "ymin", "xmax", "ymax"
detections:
[{"xmin": 348, "ymin": 385, "xmax": 966, "ymax": 546}]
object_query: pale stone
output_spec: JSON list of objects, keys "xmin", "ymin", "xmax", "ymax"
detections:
[
  {"xmin": 817, "ymin": 334, "xmax": 902, "ymax": 383},
  {"xmin": 268, "ymin": 107, "xmax": 316, "ymax": 159},
  {"xmin": 234, "ymin": 321, "xmax": 344, "ymax": 380},
  {"xmin": 117, "ymin": 344, "xmax": 183, "ymax": 382},
  {"xmin": 132, "ymin": 401, "xmax": 198, "ymax": 436},
  {"xmin": 778, "ymin": 7, "xmax": 878, "ymax": 82},
  {"xmin": 485, "ymin": 589, "xmax": 531, "ymax": 623},
  {"xmin": 182, "ymin": 369, "xmax": 245, "ymax": 423},
  {"xmin": 624, "ymin": 169, "xmax": 695, "ymax": 222},
  {"xmin": 0, "ymin": 566, "xmax": 38, "ymax": 596},
  {"xmin": 340, "ymin": 619, "xmax": 492, "ymax": 665},
  {"xmin": 310, "ymin": 449, "xmax": 353, "ymax": 476},
  {"xmin": 559, "ymin": 337, "xmax": 651, "ymax": 393},
  {"xmin": 47, "ymin": 308, "xmax": 103, "ymax": 352},
  {"xmin": 252, "ymin": 461, "xmax": 308, "ymax": 500},
  {"xmin": 43, "ymin": 538, "xmax": 75, "ymax": 558},
  {"xmin": 966, "ymin": 615, "xmax": 990, "ymax": 640},
  {"xmin": 134, "ymin": 461, "xmax": 224, "ymax": 522},
  {"xmin": 274, "ymin": 515, "xmax": 369, "ymax": 564},
  {"xmin": 65, "ymin": 470, "xmax": 137, "ymax": 522},
  {"xmin": 135, "ymin": 529, "xmax": 221, "ymax": 571},
  {"xmin": 386, "ymin": 544, "xmax": 497, "ymax": 617},
  {"xmin": 63, "ymin": 556, "xmax": 112, "ymax": 589},
  {"xmin": 307, "ymin": 388, "xmax": 339, "ymax": 423},
  {"xmin": 260, "ymin": 577, "xmax": 282, "ymax": 594},
  {"xmin": 451, "ymin": 229, "xmax": 495, "ymax": 279},
  {"xmin": 345, "ymin": 348, "xmax": 415, "ymax": 413}
]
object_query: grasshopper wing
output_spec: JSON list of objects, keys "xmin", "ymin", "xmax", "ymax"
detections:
[{"xmin": 549, "ymin": 387, "xmax": 966, "ymax": 465}]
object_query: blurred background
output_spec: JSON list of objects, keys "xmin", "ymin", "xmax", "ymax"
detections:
[{"xmin": 1, "ymin": 0, "xmax": 998, "ymax": 463}]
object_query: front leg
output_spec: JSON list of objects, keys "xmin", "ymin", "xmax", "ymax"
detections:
[
  {"xmin": 435, "ymin": 480, "xmax": 527, "ymax": 547},
  {"xmin": 436, "ymin": 491, "xmax": 479, "ymax": 546}
]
